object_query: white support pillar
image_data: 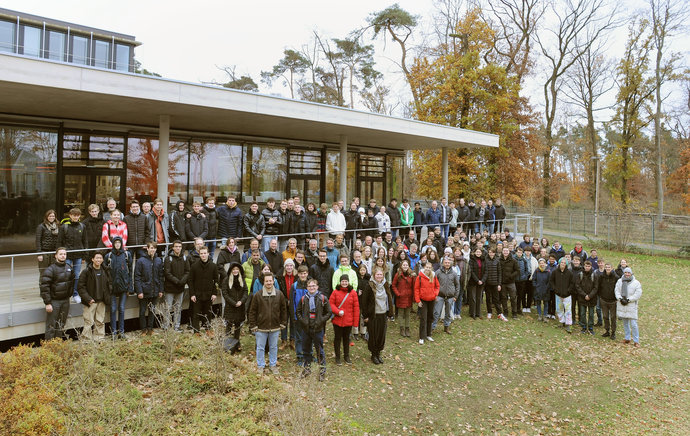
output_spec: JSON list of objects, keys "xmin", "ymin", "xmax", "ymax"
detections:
[
  {"xmin": 339, "ymin": 135, "xmax": 348, "ymax": 203},
  {"xmin": 158, "ymin": 115, "xmax": 170, "ymax": 206},
  {"xmin": 441, "ymin": 147, "xmax": 449, "ymax": 199}
]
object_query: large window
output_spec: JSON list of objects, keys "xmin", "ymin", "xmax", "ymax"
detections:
[
  {"xmin": 93, "ymin": 39, "xmax": 110, "ymax": 68},
  {"xmin": 324, "ymin": 151, "xmax": 356, "ymax": 205},
  {"xmin": 114, "ymin": 43, "xmax": 131, "ymax": 71},
  {"xmin": 63, "ymin": 134, "xmax": 125, "ymax": 168},
  {"xmin": 0, "ymin": 127, "xmax": 58, "ymax": 254},
  {"xmin": 242, "ymin": 145, "xmax": 286, "ymax": 203},
  {"xmin": 71, "ymin": 35, "xmax": 88, "ymax": 65},
  {"xmin": 386, "ymin": 155, "xmax": 404, "ymax": 202},
  {"xmin": 188, "ymin": 141, "xmax": 242, "ymax": 204},
  {"xmin": 0, "ymin": 20, "xmax": 15, "ymax": 53},
  {"xmin": 47, "ymin": 30, "xmax": 66, "ymax": 61},
  {"xmin": 21, "ymin": 25, "xmax": 41, "ymax": 57}
]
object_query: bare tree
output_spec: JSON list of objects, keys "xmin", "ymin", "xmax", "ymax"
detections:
[{"xmin": 536, "ymin": 0, "xmax": 620, "ymax": 206}]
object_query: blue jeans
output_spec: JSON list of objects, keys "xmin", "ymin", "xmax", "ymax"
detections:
[
  {"xmin": 262, "ymin": 235, "xmax": 277, "ymax": 253},
  {"xmin": 66, "ymin": 258, "xmax": 82, "ymax": 296},
  {"xmin": 205, "ymin": 240, "xmax": 216, "ymax": 258},
  {"xmin": 622, "ymin": 319, "xmax": 639, "ymax": 343},
  {"xmin": 293, "ymin": 321, "xmax": 306, "ymax": 366},
  {"xmin": 432, "ymin": 296, "xmax": 454, "ymax": 329},
  {"xmin": 255, "ymin": 330, "xmax": 279, "ymax": 368},
  {"xmin": 110, "ymin": 294, "xmax": 127, "ymax": 334},
  {"xmin": 453, "ymin": 288, "xmax": 463, "ymax": 316},
  {"xmin": 535, "ymin": 299, "xmax": 547, "ymax": 317},
  {"xmin": 302, "ymin": 328, "xmax": 326, "ymax": 370},
  {"xmin": 440, "ymin": 224, "xmax": 449, "ymax": 242}
]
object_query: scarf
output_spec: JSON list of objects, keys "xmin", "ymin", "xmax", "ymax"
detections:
[
  {"xmin": 621, "ymin": 274, "xmax": 633, "ymax": 298},
  {"xmin": 374, "ymin": 279, "xmax": 388, "ymax": 314},
  {"xmin": 45, "ymin": 221, "xmax": 59, "ymax": 235},
  {"xmin": 308, "ymin": 291, "xmax": 319, "ymax": 312}
]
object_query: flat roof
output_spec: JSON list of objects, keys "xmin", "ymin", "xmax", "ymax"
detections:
[{"xmin": 0, "ymin": 53, "xmax": 499, "ymax": 151}]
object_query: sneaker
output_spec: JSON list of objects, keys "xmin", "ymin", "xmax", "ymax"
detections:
[
  {"xmin": 588, "ymin": 330, "xmax": 595, "ymax": 335},
  {"xmin": 602, "ymin": 331, "xmax": 610, "ymax": 337},
  {"xmin": 344, "ymin": 356, "xmax": 352, "ymax": 364},
  {"xmin": 419, "ymin": 339, "xmax": 425, "ymax": 345},
  {"xmin": 426, "ymin": 336, "xmax": 434, "ymax": 342},
  {"xmin": 270, "ymin": 366, "xmax": 280, "ymax": 375},
  {"xmin": 566, "ymin": 326, "xmax": 572, "ymax": 334},
  {"xmin": 487, "ymin": 313, "xmax": 492, "ymax": 319},
  {"xmin": 318, "ymin": 372, "xmax": 326, "ymax": 382},
  {"xmin": 525, "ymin": 308, "xmax": 531, "ymax": 313},
  {"xmin": 580, "ymin": 329, "xmax": 588, "ymax": 334},
  {"xmin": 300, "ymin": 367, "xmax": 311, "ymax": 378},
  {"xmin": 72, "ymin": 294, "xmax": 81, "ymax": 304},
  {"xmin": 499, "ymin": 314, "xmax": 508, "ymax": 322},
  {"xmin": 335, "ymin": 357, "xmax": 342, "ymax": 366}
]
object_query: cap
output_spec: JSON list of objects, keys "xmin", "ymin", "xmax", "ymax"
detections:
[{"xmin": 340, "ymin": 275, "xmax": 350, "ymax": 282}]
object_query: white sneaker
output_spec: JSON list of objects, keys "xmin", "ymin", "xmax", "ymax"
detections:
[
  {"xmin": 72, "ymin": 295, "xmax": 81, "ymax": 304},
  {"xmin": 521, "ymin": 308, "xmax": 527, "ymax": 313},
  {"xmin": 499, "ymin": 314, "xmax": 508, "ymax": 322},
  {"xmin": 487, "ymin": 313, "xmax": 492, "ymax": 319},
  {"xmin": 526, "ymin": 308, "xmax": 531, "ymax": 313},
  {"xmin": 419, "ymin": 339, "xmax": 424, "ymax": 345},
  {"xmin": 426, "ymin": 336, "xmax": 434, "ymax": 342}
]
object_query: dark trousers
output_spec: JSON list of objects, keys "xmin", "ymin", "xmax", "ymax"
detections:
[
  {"xmin": 419, "ymin": 300, "xmax": 435, "ymax": 339},
  {"xmin": 367, "ymin": 313, "xmax": 388, "ymax": 356},
  {"xmin": 303, "ymin": 328, "xmax": 326, "ymax": 371},
  {"xmin": 548, "ymin": 290, "xmax": 556, "ymax": 316},
  {"xmin": 487, "ymin": 284, "xmax": 507, "ymax": 315},
  {"xmin": 572, "ymin": 296, "xmax": 579, "ymax": 322},
  {"xmin": 516, "ymin": 281, "xmax": 527, "ymax": 311},
  {"xmin": 138, "ymin": 296, "xmax": 157, "ymax": 330},
  {"xmin": 495, "ymin": 219, "xmax": 504, "ymax": 233},
  {"xmin": 504, "ymin": 283, "xmax": 517, "ymax": 315},
  {"xmin": 468, "ymin": 283, "xmax": 484, "ymax": 317},
  {"xmin": 333, "ymin": 325, "xmax": 352, "ymax": 359},
  {"xmin": 525, "ymin": 281, "xmax": 534, "ymax": 308},
  {"xmin": 579, "ymin": 305, "xmax": 595, "ymax": 330},
  {"xmin": 192, "ymin": 298, "xmax": 213, "ymax": 331},
  {"xmin": 601, "ymin": 300, "xmax": 617, "ymax": 334},
  {"xmin": 45, "ymin": 298, "xmax": 69, "ymax": 340},
  {"xmin": 226, "ymin": 320, "xmax": 242, "ymax": 340}
]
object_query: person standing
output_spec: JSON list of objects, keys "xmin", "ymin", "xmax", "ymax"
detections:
[
  {"xmin": 83, "ymin": 204, "xmax": 105, "ymax": 251},
  {"xmin": 391, "ymin": 259, "xmax": 415, "ymax": 337},
  {"xmin": 597, "ymin": 263, "xmax": 619, "ymax": 340},
  {"xmin": 124, "ymin": 200, "xmax": 148, "ymax": 258},
  {"xmin": 185, "ymin": 202, "xmax": 209, "ymax": 249},
  {"xmin": 248, "ymin": 273, "xmax": 287, "ymax": 375},
  {"xmin": 36, "ymin": 209, "xmax": 59, "ymax": 276},
  {"xmin": 549, "ymin": 258, "xmax": 574, "ymax": 333},
  {"xmin": 58, "ymin": 207, "xmax": 88, "ymax": 303},
  {"xmin": 203, "ymin": 197, "xmax": 219, "ymax": 258},
  {"xmin": 188, "ymin": 246, "xmax": 220, "ymax": 334},
  {"xmin": 433, "ymin": 257, "xmax": 460, "ymax": 334},
  {"xmin": 134, "ymin": 242, "xmax": 164, "ymax": 335},
  {"xmin": 399, "ymin": 199, "xmax": 414, "ymax": 237},
  {"xmin": 575, "ymin": 260, "xmax": 597, "ymax": 335},
  {"xmin": 329, "ymin": 275, "xmax": 360, "ymax": 364},
  {"xmin": 386, "ymin": 198, "xmax": 401, "ymax": 240},
  {"xmin": 101, "ymin": 209, "xmax": 128, "ymax": 249},
  {"xmin": 468, "ymin": 247, "xmax": 487, "ymax": 319},
  {"xmin": 310, "ymin": 249, "xmax": 335, "ymax": 298},
  {"xmin": 414, "ymin": 262, "xmax": 440, "ymax": 344},
  {"xmin": 216, "ymin": 195, "xmax": 244, "ymax": 247},
  {"xmin": 485, "ymin": 248, "xmax": 506, "ymax": 321},
  {"xmin": 532, "ymin": 258, "xmax": 551, "ymax": 322},
  {"xmin": 40, "ymin": 247, "xmax": 74, "ymax": 340},
  {"xmin": 615, "ymin": 267, "xmax": 642, "ymax": 346},
  {"xmin": 163, "ymin": 240, "xmax": 189, "ymax": 332},
  {"xmin": 515, "ymin": 248, "xmax": 531, "ymax": 314},
  {"xmin": 105, "ymin": 236, "xmax": 132, "ymax": 338},
  {"xmin": 261, "ymin": 198, "xmax": 282, "ymax": 252},
  {"xmin": 499, "ymin": 247, "xmax": 519, "ymax": 319},
  {"xmin": 296, "ymin": 279, "xmax": 332, "ymax": 380},
  {"xmin": 170, "ymin": 200, "xmax": 188, "ymax": 243},
  {"xmin": 243, "ymin": 201, "xmax": 266, "ymax": 247},
  {"xmin": 221, "ymin": 262, "xmax": 248, "ymax": 345},
  {"xmin": 361, "ymin": 268, "xmax": 394, "ymax": 364},
  {"xmin": 77, "ymin": 251, "xmax": 111, "ymax": 341},
  {"xmin": 326, "ymin": 202, "xmax": 346, "ymax": 241},
  {"xmin": 494, "ymin": 198, "xmax": 506, "ymax": 233},
  {"xmin": 148, "ymin": 199, "xmax": 170, "ymax": 257}
]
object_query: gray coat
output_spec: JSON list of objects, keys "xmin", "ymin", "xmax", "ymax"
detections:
[
  {"xmin": 436, "ymin": 267, "xmax": 460, "ymax": 299},
  {"xmin": 614, "ymin": 277, "xmax": 642, "ymax": 320}
]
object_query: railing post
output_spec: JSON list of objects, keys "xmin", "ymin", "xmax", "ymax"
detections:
[
  {"xmin": 539, "ymin": 217, "xmax": 543, "ymax": 241},
  {"xmin": 651, "ymin": 215, "xmax": 655, "ymax": 253},
  {"xmin": 569, "ymin": 214, "xmax": 573, "ymax": 240},
  {"xmin": 514, "ymin": 216, "xmax": 518, "ymax": 236},
  {"xmin": 9, "ymin": 256, "xmax": 14, "ymax": 326},
  {"xmin": 583, "ymin": 209, "xmax": 586, "ymax": 235}
]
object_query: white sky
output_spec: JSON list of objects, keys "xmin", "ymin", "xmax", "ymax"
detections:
[{"xmin": 3, "ymin": 0, "xmax": 689, "ymax": 128}]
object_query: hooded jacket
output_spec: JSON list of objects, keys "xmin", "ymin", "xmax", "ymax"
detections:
[
  {"xmin": 216, "ymin": 245, "xmax": 242, "ymax": 278},
  {"xmin": 203, "ymin": 204, "xmax": 218, "ymax": 238},
  {"xmin": 78, "ymin": 263, "xmax": 111, "ymax": 304},
  {"xmin": 105, "ymin": 237, "xmax": 132, "ymax": 295},
  {"xmin": 170, "ymin": 201, "xmax": 188, "ymax": 240},
  {"xmin": 185, "ymin": 211, "xmax": 209, "ymax": 241},
  {"xmin": 391, "ymin": 270, "xmax": 415, "ymax": 308},
  {"xmin": 221, "ymin": 263, "xmax": 248, "ymax": 323},
  {"xmin": 575, "ymin": 269, "xmax": 597, "ymax": 306},
  {"xmin": 414, "ymin": 270, "xmax": 440, "ymax": 303},
  {"xmin": 164, "ymin": 250, "xmax": 190, "ymax": 294},
  {"xmin": 58, "ymin": 219, "xmax": 87, "ymax": 259}
]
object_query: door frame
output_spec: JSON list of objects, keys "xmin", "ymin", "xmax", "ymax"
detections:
[{"xmin": 59, "ymin": 168, "xmax": 126, "ymax": 217}]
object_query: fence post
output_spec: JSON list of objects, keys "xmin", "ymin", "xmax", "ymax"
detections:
[
  {"xmin": 9, "ymin": 256, "xmax": 14, "ymax": 326},
  {"xmin": 514, "ymin": 216, "xmax": 518, "ymax": 236},
  {"xmin": 583, "ymin": 209, "xmax": 586, "ymax": 235},
  {"xmin": 651, "ymin": 215, "xmax": 655, "ymax": 254},
  {"xmin": 539, "ymin": 217, "xmax": 543, "ymax": 241},
  {"xmin": 569, "ymin": 214, "xmax": 573, "ymax": 239},
  {"xmin": 607, "ymin": 215, "xmax": 610, "ymax": 245}
]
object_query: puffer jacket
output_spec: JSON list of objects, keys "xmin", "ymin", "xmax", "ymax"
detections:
[
  {"xmin": 203, "ymin": 205, "xmax": 218, "ymax": 238},
  {"xmin": 436, "ymin": 266, "xmax": 460, "ymax": 299},
  {"xmin": 296, "ymin": 291, "xmax": 332, "ymax": 331},
  {"xmin": 134, "ymin": 254, "xmax": 164, "ymax": 298},
  {"xmin": 499, "ymin": 254, "xmax": 519, "ymax": 284},
  {"xmin": 414, "ymin": 271, "xmax": 440, "ymax": 303},
  {"xmin": 35, "ymin": 223, "xmax": 59, "ymax": 252},
  {"xmin": 222, "ymin": 266, "xmax": 248, "ymax": 324},
  {"xmin": 216, "ymin": 204, "xmax": 244, "ymax": 239},
  {"xmin": 549, "ymin": 267, "xmax": 574, "ymax": 298},
  {"xmin": 330, "ymin": 285, "xmax": 360, "ymax": 327},
  {"xmin": 105, "ymin": 237, "xmax": 132, "ymax": 295},
  {"xmin": 164, "ymin": 251, "xmax": 190, "ymax": 294},
  {"xmin": 58, "ymin": 220, "xmax": 87, "ymax": 259},
  {"xmin": 83, "ymin": 216, "xmax": 105, "ymax": 248},
  {"xmin": 243, "ymin": 210, "xmax": 265, "ymax": 238},
  {"xmin": 262, "ymin": 207, "xmax": 282, "ymax": 235},
  {"xmin": 597, "ymin": 270, "xmax": 620, "ymax": 302},
  {"xmin": 575, "ymin": 269, "xmax": 597, "ymax": 306},
  {"xmin": 614, "ymin": 276, "xmax": 642, "ymax": 320},
  {"xmin": 77, "ymin": 264, "xmax": 111, "ymax": 304},
  {"xmin": 185, "ymin": 212, "xmax": 209, "ymax": 240},
  {"xmin": 40, "ymin": 261, "xmax": 75, "ymax": 303},
  {"xmin": 188, "ymin": 259, "xmax": 219, "ymax": 301},
  {"xmin": 124, "ymin": 212, "xmax": 148, "ymax": 247},
  {"xmin": 391, "ymin": 271, "xmax": 415, "ymax": 308},
  {"xmin": 484, "ymin": 256, "xmax": 502, "ymax": 286},
  {"xmin": 516, "ymin": 255, "xmax": 531, "ymax": 282}
]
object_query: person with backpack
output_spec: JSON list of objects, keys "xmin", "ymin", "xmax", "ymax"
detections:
[
  {"xmin": 134, "ymin": 241, "xmax": 164, "ymax": 335},
  {"xmin": 287, "ymin": 264, "xmax": 309, "ymax": 365},
  {"xmin": 296, "ymin": 279, "xmax": 332, "ymax": 380},
  {"xmin": 77, "ymin": 251, "xmax": 111, "ymax": 342},
  {"xmin": 40, "ymin": 247, "xmax": 75, "ymax": 340},
  {"xmin": 163, "ymin": 240, "xmax": 189, "ymax": 332},
  {"xmin": 58, "ymin": 207, "xmax": 87, "ymax": 303},
  {"xmin": 105, "ymin": 236, "xmax": 132, "ymax": 338},
  {"xmin": 329, "ymin": 275, "xmax": 360, "ymax": 365}
]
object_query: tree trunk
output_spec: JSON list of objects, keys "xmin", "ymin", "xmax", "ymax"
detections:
[{"xmin": 654, "ymin": 42, "xmax": 664, "ymax": 222}]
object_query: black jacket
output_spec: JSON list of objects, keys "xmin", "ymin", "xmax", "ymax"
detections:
[
  {"xmin": 216, "ymin": 204, "xmax": 243, "ymax": 239},
  {"xmin": 35, "ymin": 223, "xmax": 58, "ymax": 252},
  {"xmin": 40, "ymin": 261, "xmax": 75, "ymax": 303},
  {"xmin": 124, "ymin": 212, "xmax": 148, "ymax": 247},
  {"xmin": 185, "ymin": 212, "xmax": 209, "ymax": 240},
  {"xmin": 134, "ymin": 255, "xmax": 164, "ymax": 298},
  {"xmin": 83, "ymin": 216, "xmax": 105, "ymax": 249},
  {"xmin": 203, "ymin": 205, "xmax": 218, "ymax": 238},
  {"xmin": 216, "ymin": 246, "xmax": 242, "ymax": 279},
  {"xmin": 309, "ymin": 259, "xmax": 335, "ymax": 297},
  {"xmin": 170, "ymin": 201, "xmax": 188, "ymax": 240},
  {"xmin": 387, "ymin": 203, "xmax": 401, "ymax": 228},
  {"xmin": 413, "ymin": 208, "xmax": 425, "ymax": 227},
  {"xmin": 105, "ymin": 237, "xmax": 132, "ymax": 295},
  {"xmin": 189, "ymin": 259, "xmax": 220, "ymax": 301},
  {"xmin": 467, "ymin": 205, "xmax": 477, "ymax": 222},
  {"xmin": 499, "ymin": 254, "xmax": 519, "ymax": 284},
  {"xmin": 58, "ymin": 220, "xmax": 87, "ymax": 259},
  {"xmin": 296, "ymin": 291, "xmax": 332, "ymax": 331},
  {"xmin": 360, "ymin": 280, "xmax": 394, "ymax": 320},
  {"xmin": 164, "ymin": 251, "xmax": 190, "ymax": 294},
  {"xmin": 264, "ymin": 249, "xmax": 283, "ymax": 276},
  {"xmin": 304, "ymin": 210, "xmax": 318, "ymax": 238},
  {"xmin": 469, "ymin": 255, "xmax": 488, "ymax": 285},
  {"xmin": 222, "ymin": 265, "xmax": 248, "ymax": 324},
  {"xmin": 262, "ymin": 207, "xmax": 282, "ymax": 235},
  {"xmin": 484, "ymin": 256, "xmax": 502, "ymax": 286},
  {"xmin": 575, "ymin": 269, "xmax": 597, "ymax": 306},
  {"xmin": 78, "ymin": 264, "xmax": 111, "ymax": 304},
  {"xmin": 549, "ymin": 267, "xmax": 574, "ymax": 298},
  {"xmin": 597, "ymin": 270, "xmax": 619, "ymax": 302},
  {"xmin": 243, "ymin": 210, "xmax": 265, "ymax": 238},
  {"xmin": 494, "ymin": 205, "xmax": 506, "ymax": 220},
  {"xmin": 457, "ymin": 205, "xmax": 470, "ymax": 223}
]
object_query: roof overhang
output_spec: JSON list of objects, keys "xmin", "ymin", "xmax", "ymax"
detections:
[{"xmin": 0, "ymin": 54, "xmax": 499, "ymax": 151}]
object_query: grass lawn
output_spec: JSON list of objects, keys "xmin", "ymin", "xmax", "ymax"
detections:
[{"xmin": 2, "ymin": 245, "xmax": 688, "ymax": 435}]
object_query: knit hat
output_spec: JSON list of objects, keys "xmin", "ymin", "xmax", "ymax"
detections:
[
  {"xmin": 340, "ymin": 275, "xmax": 350, "ymax": 283},
  {"xmin": 623, "ymin": 267, "xmax": 632, "ymax": 274},
  {"xmin": 358, "ymin": 207, "xmax": 365, "ymax": 214},
  {"xmin": 444, "ymin": 247, "xmax": 453, "ymax": 255},
  {"xmin": 284, "ymin": 258, "xmax": 295, "ymax": 267}
]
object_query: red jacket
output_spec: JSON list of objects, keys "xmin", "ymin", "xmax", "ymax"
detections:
[
  {"xmin": 102, "ymin": 220, "xmax": 128, "ymax": 248},
  {"xmin": 329, "ymin": 285, "xmax": 360, "ymax": 327},
  {"xmin": 391, "ymin": 271, "xmax": 415, "ymax": 308},
  {"xmin": 414, "ymin": 271, "xmax": 439, "ymax": 303}
]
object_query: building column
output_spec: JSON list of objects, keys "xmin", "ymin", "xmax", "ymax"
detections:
[
  {"xmin": 441, "ymin": 147, "xmax": 449, "ymax": 199},
  {"xmin": 158, "ymin": 115, "xmax": 170, "ymax": 206},
  {"xmin": 339, "ymin": 135, "xmax": 348, "ymax": 203}
]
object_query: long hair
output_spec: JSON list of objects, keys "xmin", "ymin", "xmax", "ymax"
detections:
[{"xmin": 43, "ymin": 209, "xmax": 57, "ymax": 224}]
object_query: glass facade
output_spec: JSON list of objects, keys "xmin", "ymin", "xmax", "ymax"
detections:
[
  {"xmin": 386, "ymin": 155, "xmax": 404, "ymax": 202},
  {"xmin": 93, "ymin": 39, "xmax": 110, "ymax": 68},
  {"xmin": 324, "ymin": 151, "xmax": 357, "ymax": 205},
  {"xmin": 115, "ymin": 43, "xmax": 130, "ymax": 71},
  {"xmin": 242, "ymin": 145, "xmax": 286, "ymax": 202},
  {"xmin": 0, "ymin": 20, "xmax": 14, "ymax": 52},
  {"xmin": 63, "ymin": 134, "xmax": 125, "ymax": 168},
  {"xmin": 71, "ymin": 35, "xmax": 88, "ymax": 65},
  {"xmin": 22, "ymin": 25, "xmax": 41, "ymax": 57},
  {"xmin": 188, "ymin": 141, "xmax": 242, "ymax": 203},
  {"xmin": 47, "ymin": 30, "xmax": 66, "ymax": 61}
]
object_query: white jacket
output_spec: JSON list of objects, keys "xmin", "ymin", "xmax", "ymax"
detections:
[
  {"xmin": 375, "ymin": 212, "xmax": 391, "ymax": 234},
  {"xmin": 326, "ymin": 210, "xmax": 346, "ymax": 234},
  {"xmin": 614, "ymin": 277, "xmax": 642, "ymax": 320}
]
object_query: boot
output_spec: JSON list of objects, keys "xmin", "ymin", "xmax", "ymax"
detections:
[
  {"xmin": 405, "ymin": 327, "xmax": 411, "ymax": 337},
  {"xmin": 444, "ymin": 325, "xmax": 451, "ymax": 334},
  {"xmin": 344, "ymin": 354, "xmax": 352, "ymax": 364},
  {"xmin": 400, "ymin": 326, "xmax": 405, "ymax": 337}
]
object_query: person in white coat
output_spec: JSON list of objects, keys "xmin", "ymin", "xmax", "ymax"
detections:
[
  {"xmin": 374, "ymin": 206, "xmax": 391, "ymax": 235},
  {"xmin": 614, "ymin": 267, "xmax": 642, "ymax": 346},
  {"xmin": 326, "ymin": 203, "xmax": 346, "ymax": 240}
]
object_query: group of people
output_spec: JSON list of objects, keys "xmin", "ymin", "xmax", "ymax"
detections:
[{"xmin": 36, "ymin": 194, "xmax": 643, "ymax": 381}]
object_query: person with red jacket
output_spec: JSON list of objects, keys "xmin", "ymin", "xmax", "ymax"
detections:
[
  {"xmin": 414, "ymin": 262, "xmax": 440, "ymax": 344},
  {"xmin": 329, "ymin": 275, "xmax": 360, "ymax": 365},
  {"xmin": 101, "ymin": 209, "xmax": 128, "ymax": 248},
  {"xmin": 392, "ymin": 259, "xmax": 415, "ymax": 338}
]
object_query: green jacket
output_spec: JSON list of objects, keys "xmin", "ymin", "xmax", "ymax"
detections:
[
  {"xmin": 399, "ymin": 205, "xmax": 414, "ymax": 226},
  {"xmin": 242, "ymin": 258, "xmax": 265, "ymax": 290},
  {"xmin": 332, "ymin": 265, "xmax": 358, "ymax": 291}
]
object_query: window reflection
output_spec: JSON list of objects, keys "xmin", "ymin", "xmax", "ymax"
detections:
[
  {"xmin": 22, "ymin": 26, "xmax": 41, "ymax": 57},
  {"xmin": 387, "ymin": 155, "xmax": 404, "ymax": 202},
  {"xmin": 325, "ymin": 151, "xmax": 356, "ymax": 204},
  {"xmin": 189, "ymin": 141, "xmax": 241, "ymax": 203},
  {"xmin": 93, "ymin": 39, "xmax": 109, "ymax": 68},
  {"xmin": 71, "ymin": 35, "xmax": 88, "ymax": 65},
  {"xmin": 0, "ymin": 20, "xmax": 15, "ymax": 52},
  {"xmin": 115, "ymin": 44, "xmax": 130, "ymax": 71},
  {"xmin": 47, "ymin": 30, "xmax": 66, "ymax": 61},
  {"xmin": 242, "ymin": 145, "xmax": 286, "ymax": 202}
]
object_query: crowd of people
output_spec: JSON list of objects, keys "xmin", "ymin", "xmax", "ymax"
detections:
[{"xmin": 36, "ymin": 194, "xmax": 643, "ymax": 380}]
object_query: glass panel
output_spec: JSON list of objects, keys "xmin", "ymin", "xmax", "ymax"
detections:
[
  {"xmin": 189, "ymin": 141, "xmax": 242, "ymax": 203},
  {"xmin": 115, "ymin": 44, "xmax": 130, "ymax": 71},
  {"xmin": 360, "ymin": 181, "xmax": 383, "ymax": 205},
  {"xmin": 95, "ymin": 175, "xmax": 121, "ymax": 213},
  {"xmin": 22, "ymin": 25, "xmax": 41, "ymax": 57},
  {"xmin": 386, "ymin": 155, "xmax": 404, "ymax": 203},
  {"xmin": 63, "ymin": 134, "xmax": 125, "ymax": 168},
  {"xmin": 0, "ymin": 20, "xmax": 15, "ymax": 53},
  {"xmin": 47, "ymin": 30, "xmax": 66, "ymax": 61},
  {"xmin": 325, "ymin": 151, "xmax": 357, "ymax": 205},
  {"xmin": 63, "ymin": 174, "xmax": 90, "ymax": 218},
  {"xmin": 127, "ymin": 137, "xmax": 189, "ymax": 209},
  {"xmin": 306, "ymin": 179, "xmax": 321, "ymax": 206},
  {"xmin": 289, "ymin": 179, "xmax": 304, "ymax": 199},
  {"xmin": 0, "ymin": 127, "xmax": 58, "ymax": 254},
  {"xmin": 72, "ymin": 35, "xmax": 88, "ymax": 65},
  {"xmin": 289, "ymin": 150, "xmax": 321, "ymax": 176},
  {"xmin": 93, "ymin": 39, "xmax": 109, "ymax": 68},
  {"xmin": 359, "ymin": 154, "xmax": 385, "ymax": 177},
  {"xmin": 242, "ymin": 145, "xmax": 286, "ymax": 203}
]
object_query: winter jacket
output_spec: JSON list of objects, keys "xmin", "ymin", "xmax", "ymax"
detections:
[
  {"xmin": 326, "ymin": 247, "xmax": 340, "ymax": 270},
  {"xmin": 248, "ymin": 286, "xmax": 287, "ymax": 333},
  {"xmin": 614, "ymin": 276, "xmax": 642, "ymax": 320},
  {"xmin": 387, "ymin": 203, "xmax": 401, "ymax": 229},
  {"xmin": 264, "ymin": 249, "xmax": 283, "ymax": 276},
  {"xmin": 457, "ymin": 205, "xmax": 470, "ymax": 223},
  {"xmin": 375, "ymin": 212, "xmax": 391, "ymax": 234},
  {"xmin": 326, "ymin": 210, "xmax": 346, "ymax": 234},
  {"xmin": 164, "ymin": 251, "xmax": 190, "ymax": 294},
  {"xmin": 310, "ymin": 259, "xmax": 335, "ymax": 296},
  {"xmin": 185, "ymin": 212, "xmax": 209, "ymax": 241},
  {"xmin": 58, "ymin": 220, "xmax": 87, "ymax": 259},
  {"xmin": 575, "ymin": 269, "xmax": 597, "ymax": 306},
  {"xmin": 414, "ymin": 271, "xmax": 440, "ymax": 303},
  {"xmin": 216, "ymin": 246, "xmax": 242, "ymax": 278},
  {"xmin": 304, "ymin": 210, "xmax": 318, "ymax": 238},
  {"xmin": 134, "ymin": 255, "xmax": 164, "ymax": 298},
  {"xmin": 570, "ymin": 247, "xmax": 588, "ymax": 263},
  {"xmin": 467, "ymin": 204, "xmax": 477, "ymax": 223},
  {"xmin": 516, "ymin": 255, "xmax": 531, "ymax": 282},
  {"xmin": 105, "ymin": 238, "xmax": 132, "ymax": 295},
  {"xmin": 242, "ymin": 258, "xmax": 265, "ymax": 290},
  {"xmin": 486, "ymin": 205, "xmax": 496, "ymax": 224},
  {"xmin": 216, "ymin": 204, "xmax": 244, "ymax": 239},
  {"xmin": 494, "ymin": 205, "xmax": 506, "ymax": 221},
  {"xmin": 425, "ymin": 207, "xmax": 442, "ymax": 226},
  {"xmin": 291, "ymin": 211, "xmax": 307, "ymax": 245},
  {"xmin": 332, "ymin": 265, "xmax": 358, "ymax": 291},
  {"xmin": 243, "ymin": 210, "xmax": 266, "ymax": 238},
  {"xmin": 413, "ymin": 208, "xmax": 425, "ymax": 229},
  {"xmin": 288, "ymin": 279, "xmax": 309, "ymax": 321},
  {"xmin": 549, "ymin": 267, "xmax": 574, "ymax": 298},
  {"xmin": 439, "ymin": 204, "xmax": 451, "ymax": 225},
  {"xmin": 101, "ymin": 220, "xmax": 128, "ymax": 248},
  {"xmin": 499, "ymin": 254, "xmax": 519, "ymax": 284},
  {"xmin": 170, "ymin": 203, "xmax": 188, "ymax": 240},
  {"xmin": 296, "ymin": 291, "xmax": 332, "ymax": 331},
  {"xmin": 188, "ymin": 259, "xmax": 220, "ymax": 301},
  {"xmin": 124, "ymin": 212, "xmax": 148, "ymax": 247},
  {"xmin": 597, "ymin": 270, "xmax": 620, "ymax": 302},
  {"xmin": 436, "ymin": 266, "xmax": 460, "ymax": 299},
  {"xmin": 147, "ymin": 209, "xmax": 170, "ymax": 245},
  {"xmin": 83, "ymin": 216, "xmax": 105, "ymax": 249},
  {"xmin": 532, "ymin": 267, "xmax": 551, "ymax": 301},
  {"xmin": 77, "ymin": 264, "xmax": 111, "ymax": 304},
  {"xmin": 360, "ymin": 280, "xmax": 394, "ymax": 320},
  {"xmin": 221, "ymin": 266, "xmax": 248, "ymax": 324},
  {"xmin": 549, "ymin": 245, "xmax": 566, "ymax": 261},
  {"xmin": 203, "ymin": 205, "xmax": 218, "ymax": 238},
  {"xmin": 391, "ymin": 271, "xmax": 415, "ymax": 308},
  {"xmin": 484, "ymin": 256, "xmax": 502, "ymax": 286},
  {"xmin": 469, "ymin": 255, "xmax": 488, "ymax": 285},
  {"xmin": 329, "ymin": 285, "xmax": 360, "ymax": 327},
  {"xmin": 40, "ymin": 261, "xmax": 75, "ymax": 304},
  {"xmin": 35, "ymin": 222, "xmax": 59, "ymax": 252},
  {"xmin": 261, "ymin": 207, "xmax": 282, "ymax": 235}
]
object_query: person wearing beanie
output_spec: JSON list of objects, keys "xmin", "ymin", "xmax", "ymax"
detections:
[
  {"xmin": 329, "ymin": 275, "xmax": 360, "ymax": 365},
  {"xmin": 614, "ymin": 266, "xmax": 642, "ymax": 346}
]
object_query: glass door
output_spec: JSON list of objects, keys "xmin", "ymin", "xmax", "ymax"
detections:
[
  {"xmin": 61, "ymin": 171, "xmax": 125, "ymax": 219},
  {"xmin": 63, "ymin": 174, "xmax": 90, "ymax": 216},
  {"xmin": 290, "ymin": 178, "xmax": 321, "ymax": 206},
  {"xmin": 359, "ymin": 180, "xmax": 384, "ymax": 205}
]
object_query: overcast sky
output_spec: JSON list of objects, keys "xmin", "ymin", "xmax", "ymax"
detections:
[{"xmin": 4, "ymin": 0, "xmax": 689, "ymax": 126}]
